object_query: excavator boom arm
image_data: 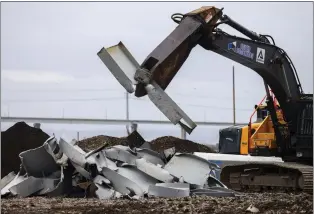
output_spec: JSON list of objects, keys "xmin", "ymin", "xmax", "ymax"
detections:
[
  {"xmin": 98, "ymin": 6, "xmax": 312, "ymax": 162},
  {"xmin": 131, "ymin": 7, "xmax": 312, "ymax": 160},
  {"xmin": 135, "ymin": 8, "xmax": 304, "ymax": 129},
  {"xmin": 200, "ymin": 31, "xmax": 301, "ymax": 128}
]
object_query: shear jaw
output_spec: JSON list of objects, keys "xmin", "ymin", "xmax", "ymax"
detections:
[
  {"xmin": 134, "ymin": 68, "xmax": 152, "ymax": 85},
  {"xmin": 97, "ymin": 42, "xmax": 197, "ymax": 134}
]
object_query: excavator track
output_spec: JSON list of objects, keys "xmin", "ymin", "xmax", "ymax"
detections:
[{"xmin": 220, "ymin": 162, "xmax": 313, "ymax": 194}]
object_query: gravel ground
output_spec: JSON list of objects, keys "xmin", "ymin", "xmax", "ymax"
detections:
[{"xmin": 1, "ymin": 193, "xmax": 312, "ymax": 214}]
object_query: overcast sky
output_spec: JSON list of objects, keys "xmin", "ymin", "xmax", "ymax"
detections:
[{"xmin": 1, "ymin": 2, "xmax": 313, "ymax": 142}]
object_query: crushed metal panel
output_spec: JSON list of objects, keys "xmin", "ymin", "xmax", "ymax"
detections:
[
  {"xmin": 207, "ymin": 176, "xmax": 227, "ymax": 188},
  {"xmin": 97, "ymin": 42, "xmax": 139, "ymax": 93},
  {"xmin": 86, "ymin": 151, "xmax": 118, "ymax": 171},
  {"xmin": 135, "ymin": 148, "xmax": 165, "ymax": 166},
  {"xmin": 1, "ymin": 172, "xmax": 26, "ymax": 196},
  {"xmin": 19, "ymin": 142, "xmax": 60, "ymax": 178},
  {"xmin": 148, "ymin": 184, "xmax": 190, "ymax": 198},
  {"xmin": 9, "ymin": 177, "xmax": 44, "ymax": 196},
  {"xmin": 71, "ymin": 162, "xmax": 91, "ymax": 179},
  {"xmin": 8, "ymin": 169, "xmax": 63, "ymax": 197},
  {"xmin": 0, "ymin": 172, "xmax": 16, "ymax": 190},
  {"xmin": 46, "ymin": 166, "xmax": 72, "ymax": 197},
  {"xmin": 164, "ymin": 153, "xmax": 219, "ymax": 186},
  {"xmin": 163, "ymin": 147, "xmax": 176, "ymax": 160},
  {"xmin": 38, "ymin": 179, "xmax": 60, "ymax": 195},
  {"xmin": 140, "ymin": 142, "xmax": 153, "ymax": 150},
  {"xmin": 85, "ymin": 144, "xmax": 108, "ymax": 159},
  {"xmin": 8, "ymin": 176, "xmax": 59, "ymax": 197},
  {"xmin": 101, "ymin": 167, "xmax": 144, "ymax": 196},
  {"xmin": 45, "ymin": 136, "xmax": 59, "ymax": 150},
  {"xmin": 104, "ymin": 145, "xmax": 139, "ymax": 165},
  {"xmin": 44, "ymin": 136, "xmax": 64, "ymax": 161},
  {"xmin": 156, "ymin": 183, "xmax": 190, "ymax": 190},
  {"xmin": 113, "ymin": 145, "xmax": 137, "ymax": 154},
  {"xmin": 94, "ymin": 184, "xmax": 120, "ymax": 200},
  {"xmin": 135, "ymin": 158, "xmax": 174, "ymax": 183},
  {"xmin": 144, "ymin": 82, "xmax": 197, "ymax": 134},
  {"xmin": 54, "ymin": 153, "xmax": 69, "ymax": 167},
  {"xmin": 94, "ymin": 175, "xmax": 111, "ymax": 186},
  {"xmin": 59, "ymin": 137, "xmax": 86, "ymax": 166},
  {"xmin": 189, "ymin": 183, "xmax": 203, "ymax": 190},
  {"xmin": 127, "ymin": 130, "xmax": 146, "ymax": 149},
  {"xmin": 93, "ymin": 175, "xmax": 122, "ymax": 199},
  {"xmin": 117, "ymin": 164, "xmax": 160, "ymax": 193}
]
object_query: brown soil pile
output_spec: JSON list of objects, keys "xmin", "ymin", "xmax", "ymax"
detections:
[
  {"xmin": 1, "ymin": 193, "xmax": 312, "ymax": 214},
  {"xmin": 77, "ymin": 135, "xmax": 129, "ymax": 152},
  {"xmin": 150, "ymin": 136, "xmax": 216, "ymax": 153},
  {"xmin": 78, "ymin": 135, "xmax": 215, "ymax": 154},
  {"xmin": 1, "ymin": 122, "xmax": 50, "ymax": 178}
]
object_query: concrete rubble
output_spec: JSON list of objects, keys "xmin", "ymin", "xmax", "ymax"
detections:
[{"xmin": 1, "ymin": 132, "xmax": 236, "ymax": 200}]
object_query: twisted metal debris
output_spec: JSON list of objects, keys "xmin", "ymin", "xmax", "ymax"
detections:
[{"xmin": 1, "ymin": 134, "xmax": 234, "ymax": 199}]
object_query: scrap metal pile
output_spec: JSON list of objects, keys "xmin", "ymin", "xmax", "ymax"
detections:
[{"xmin": 1, "ymin": 123, "xmax": 233, "ymax": 199}]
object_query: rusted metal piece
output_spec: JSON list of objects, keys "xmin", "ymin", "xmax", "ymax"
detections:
[
  {"xmin": 134, "ymin": 7, "xmax": 222, "ymax": 98},
  {"xmin": 134, "ymin": 16, "xmax": 201, "ymax": 98},
  {"xmin": 185, "ymin": 6, "xmax": 221, "ymax": 23}
]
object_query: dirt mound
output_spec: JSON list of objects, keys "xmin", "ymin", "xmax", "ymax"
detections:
[
  {"xmin": 150, "ymin": 136, "xmax": 216, "ymax": 153},
  {"xmin": 77, "ymin": 135, "xmax": 129, "ymax": 152},
  {"xmin": 78, "ymin": 135, "xmax": 215, "ymax": 154},
  {"xmin": 1, "ymin": 122, "xmax": 50, "ymax": 178},
  {"xmin": 1, "ymin": 193, "xmax": 312, "ymax": 214}
]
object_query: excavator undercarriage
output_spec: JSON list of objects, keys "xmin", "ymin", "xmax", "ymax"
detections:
[{"xmin": 221, "ymin": 162, "xmax": 313, "ymax": 194}]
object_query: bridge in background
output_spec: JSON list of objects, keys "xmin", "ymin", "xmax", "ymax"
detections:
[{"xmin": 1, "ymin": 116, "xmax": 247, "ymax": 139}]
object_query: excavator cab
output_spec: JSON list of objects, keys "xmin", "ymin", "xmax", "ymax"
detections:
[
  {"xmin": 218, "ymin": 99, "xmax": 273, "ymax": 156},
  {"xmin": 219, "ymin": 92, "xmax": 284, "ymax": 156},
  {"xmin": 255, "ymin": 105, "xmax": 269, "ymax": 122}
]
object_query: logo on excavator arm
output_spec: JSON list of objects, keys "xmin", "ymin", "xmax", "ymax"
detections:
[
  {"xmin": 228, "ymin": 41, "xmax": 237, "ymax": 51},
  {"xmin": 256, "ymin": 47, "xmax": 266, "ymax": 64},
  {"xmin": 227, "ymin": 41, "xmax": 254, "ymax": 60}
]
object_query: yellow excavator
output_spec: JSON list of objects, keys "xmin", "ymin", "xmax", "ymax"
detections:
[
  {"xmin": 219, "ymin": 91, "xmax": 286, "ymax": 156},
  {"xmin": 98, "ymin": 6, "xmax": 313, "ymax": 193}
]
